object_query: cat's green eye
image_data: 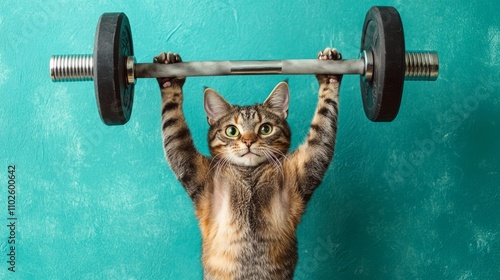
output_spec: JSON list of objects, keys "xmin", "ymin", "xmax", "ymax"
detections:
[
  {"xmin": 259, "ymin": 123, "xmax": 273, "ymax": 135},
  {"xmin": 225, "ymin": 125, "xmax": 240, "ymax": 137}
]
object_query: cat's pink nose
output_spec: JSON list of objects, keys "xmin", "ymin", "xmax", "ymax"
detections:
[{"xmin": 242, "ymin": 133, "xmax": 257, "ymax": 147}]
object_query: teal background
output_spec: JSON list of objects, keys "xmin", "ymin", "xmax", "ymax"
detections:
[{"xmin": 0, "ymin": 0, "xmax": 499, "ymax": 279}]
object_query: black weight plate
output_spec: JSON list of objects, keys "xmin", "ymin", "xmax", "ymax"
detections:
[
  {"xmin": 94, "ymin": 13, "xmax": 134, "ymax": 125},
  {"xmin": 360, "ymin": 6, "xmax": 405, "ymax": 122}
]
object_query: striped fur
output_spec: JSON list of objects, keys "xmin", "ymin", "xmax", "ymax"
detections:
[{"xmin": 156, "ymin": 48, "xmax": 341, "ymax": 279}]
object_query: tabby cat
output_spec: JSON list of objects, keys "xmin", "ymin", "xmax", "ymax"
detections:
[{"xmin": 155, "ymin": 48, "xmax": 342, "ymax": 280}]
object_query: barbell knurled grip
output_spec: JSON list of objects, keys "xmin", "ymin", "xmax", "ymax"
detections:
[{"xmin": 50, "ymin": 55, "xmax": 94, "ymax": 82}]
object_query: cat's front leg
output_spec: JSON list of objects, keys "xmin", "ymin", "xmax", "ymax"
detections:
[
  {"xmin": 155, "ymin": 52, "xmax": 209, "ymax": 201},
  {"xmin": 290, "ymin": 48, "xmax": 342, "ymax": 202}
]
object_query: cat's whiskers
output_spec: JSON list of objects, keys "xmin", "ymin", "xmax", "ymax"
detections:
[
  {"xmin": 208, "ymin": 151, "xmax": 237, "ymax": 181},
  {"xmin": 208, "ymin": 154, "xmax": 223, "ymax": 178},
  {"xmin": 220, "ymin": 157, "xmax": 235, "ymax": 178},
  {"xmin": 259, "ymin": 147, "xmax": 285, "ymax": 181},
  {"xmin": 261, "ymin": 150, "xmax": 277, "ymax": 169},
  {"xmin": 213, "ymin": 150, "xmax": 235, "ymax": 175},
  {"xmin": 218, "ymin": 154, "xmax": 237, "ymax": 179},
  {"xmin": 264, "ymin": 146, "xmax": 289, "ymax": 164},
  {"xmin": 208, "ymin": 152, "xmax": 226, "ymax": 171}
]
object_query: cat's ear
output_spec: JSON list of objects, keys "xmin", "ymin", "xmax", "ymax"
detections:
[
  {"xmin": 204, "ymin": 88, "xmax": 232, "ymax": 125},
  {"xmin": 264, "ymin": 81, "xmax": 289, "ymax": 119}
]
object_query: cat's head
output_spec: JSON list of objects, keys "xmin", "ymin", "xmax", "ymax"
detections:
[{"xmin": 204, "ymin": 81, "xmax": 291, "ymax": 167}]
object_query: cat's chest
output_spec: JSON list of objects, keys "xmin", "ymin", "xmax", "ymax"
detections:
[{"xmin": 210, "ymin": 170, "xmax": 289, "ymax": 230}]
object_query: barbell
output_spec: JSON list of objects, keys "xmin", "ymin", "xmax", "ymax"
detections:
[{"xmin": 49, "ymin": 6, "xmax": 439, "ymax": 125}]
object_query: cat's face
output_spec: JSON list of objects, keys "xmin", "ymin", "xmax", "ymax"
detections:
[{"xmin": 205, "ymin": 82, "xmax": 291, "ymax": 167}]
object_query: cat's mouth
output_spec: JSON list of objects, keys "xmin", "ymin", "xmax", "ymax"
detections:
[{"xmin": 241, "ymin": 151, "xmax": 260, "ymax": 157}]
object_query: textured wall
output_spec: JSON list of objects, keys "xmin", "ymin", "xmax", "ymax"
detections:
[{"xmin": 0, "ymin": 0, "xmax": 499, "ymax": 279}]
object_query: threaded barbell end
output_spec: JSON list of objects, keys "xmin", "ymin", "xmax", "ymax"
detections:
[
  {"xmin": 50, "ymin": 55, "xmax": 94, "ymax": 82},
  {"xmin": 404, "ymin": 51, "xmax": 439, "ymax": 81}
]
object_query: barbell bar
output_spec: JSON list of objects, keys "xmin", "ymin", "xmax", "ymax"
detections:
[
  {"xmin": 51, "ymin": 53, "xmax": 438, "ymax": 81},
  {"xmin": 49, "ymin": 6, "xmax": 439, "ymax": 125},
  {"xmin": 50, "ymin": 56, "xmax": 368, "ymax": 80}
]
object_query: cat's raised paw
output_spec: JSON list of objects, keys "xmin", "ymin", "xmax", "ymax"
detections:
[
  {"xmin": 153, "ymin": 52, "xmax": 185, "ymax": 88},
  {"xmin": 317, "ymin": 48, "xmax": 343, "ymax": 84},
  {"xmin": 317, "ymin": 48, "xmax": 342, "ymax": 61}
]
